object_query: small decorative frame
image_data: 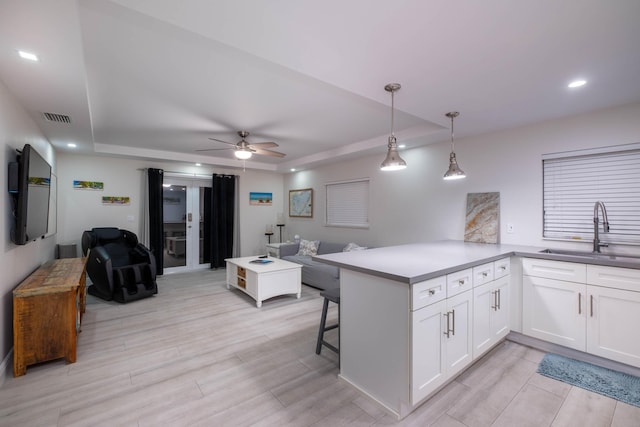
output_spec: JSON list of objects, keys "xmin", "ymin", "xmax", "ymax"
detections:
[
  {"xmin": 289, "ymin": 188, "xmax": 313, "ymax": 218},
  {"xmin": 250, "ymin": 192, "xmax": 273, "ymax": 206},
  {"xmin": 73, "ymin": 180, "xmax": 104, "ymax": 190},
  {"xmin": 102, "ymin": 196, "xmax": 130, "ymax": 205}
]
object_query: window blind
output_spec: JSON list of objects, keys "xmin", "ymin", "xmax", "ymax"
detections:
[
  {"xmin": 543, "ymin": 146, "xmax": 640, "ymax": 244},
  {"xmin": 326, "ymin": 179, "xmax": 369, "ymax": 228}
]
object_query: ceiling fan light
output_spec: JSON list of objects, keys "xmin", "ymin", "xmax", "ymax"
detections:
[{"xmin": 235, "ymin": 149, "xmax": 252, "ymax": 160}]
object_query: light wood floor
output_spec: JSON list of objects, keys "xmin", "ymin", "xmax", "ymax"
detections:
[{"xmin": 1, "ymin": 269, "xmax": 639, "ymax": 427}]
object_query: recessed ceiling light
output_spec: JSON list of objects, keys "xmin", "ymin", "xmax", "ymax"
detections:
[
  {"xmin": 195, "ymin": 163, "xmax": 201, "ymax": 166},
  {"xmin": 398, "ymin": 144, "xmax": 406, "ymax": 149},
  {"xmin": 67, "ymin": 143, "xmax": 77, "ymax": 148},
  {"xmin": 290, "ymin": 168, "xmax": 296, "ymax": 172},
  {"xmin": 18, "ymin": 50, "xmax": 38, "ymax": 61},
  {"xmin": 568, "ymin": 79, "xmax": 587, "ymax": 88},
  {"xmin": 162, "ymin": 184, "xmax": 171, "ymax": 188}
]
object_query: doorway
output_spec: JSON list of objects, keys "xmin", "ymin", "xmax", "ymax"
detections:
[{"xmin": 162, "ymin": 177, "xmax": 210, "ymax": 273}]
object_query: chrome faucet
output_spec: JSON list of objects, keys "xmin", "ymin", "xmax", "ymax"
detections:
[{"xmin": 593, "ymin": 201, "xmax": 610, "ymax": 253}]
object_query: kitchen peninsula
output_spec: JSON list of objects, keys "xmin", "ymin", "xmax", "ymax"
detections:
[{"xmin": 314, "ymin": 240, "xmax": 640, "ymax": 419}]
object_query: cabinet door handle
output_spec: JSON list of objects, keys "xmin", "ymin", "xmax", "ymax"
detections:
[
  {"xmin": 443, "ymin": 312, "xmax": 451, "ymax": 338},
  {"xmin": 497, "ymin": 289, "xmax": 501, "ymax": 310},
  {"xmin": 482, "ymin": 271, "xmax": 488, "ymax": 277},
  {"xmin": 590, "ymin": 294, "xmax": 594, "ymax": 317},
  {"xmin": 491, "ymin": 290, "xmax": 497, "ymax": 311},
  {"xmin": 458, "ymin": 279, "xmax": 465, "ymax": 286},
  {"xmin": 428, "ymin": 289, "xmax": 436, "ymax": 296},
  {"xmin": 451, "ymin": 309, "xmax": 456, "ymax": 336},
  {"xmin": 578, "ymin": 293, "xmax": 582, "ymax": 315}
]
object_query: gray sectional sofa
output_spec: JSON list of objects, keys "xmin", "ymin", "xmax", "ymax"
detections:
[{"xmin": 280, "ymin": 241, "xmax": 347, "ymax": 290}]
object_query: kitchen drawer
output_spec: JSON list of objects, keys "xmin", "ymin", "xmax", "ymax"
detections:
[
  {"xmin": 412, "ymin": 276, "xmax": 447, "ymax": 311},
  {"xmin": 522, "ymin": 258, "xmax": 586, "ymax": 283},
  {"xmin": 473, "ymin": 262, "xmax": 494, "ymax": 286},
  {"xmin": 494, "ymin": 257, "xmax": 511, "ymax": 279},
  {"xmin": 447, "ymin": 268, "xmax": 473, "ymax": 297},
  {"xmin": 587, "ymin": 265, "xmax": 640, "ymax": 292}
]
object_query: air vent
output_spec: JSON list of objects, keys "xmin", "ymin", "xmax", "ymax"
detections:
[{"xmin": 42, "ymin": 112, "xmax": 71, "ymax": 124}]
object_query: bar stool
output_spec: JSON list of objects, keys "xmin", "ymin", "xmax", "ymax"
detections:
[{"xmin": 316, "ymin": 287, "xmax": 340, "ymax": 355}]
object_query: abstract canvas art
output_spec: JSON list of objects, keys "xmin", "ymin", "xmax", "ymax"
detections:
[{"xmin": 465, "ymin": 192, "xmax": 500, "ymax": 243}]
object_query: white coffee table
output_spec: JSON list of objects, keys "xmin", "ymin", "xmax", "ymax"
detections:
[{"xmin": 225, "ymin": 256, "xmax": 302, "ymax": 307}]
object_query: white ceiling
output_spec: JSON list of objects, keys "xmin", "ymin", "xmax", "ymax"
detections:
[{"xmin": 1, "ymin": 0, "xmax": 639, "ymax": 172}]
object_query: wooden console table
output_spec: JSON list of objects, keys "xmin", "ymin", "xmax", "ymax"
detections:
[{"xmin": 13, "ymin": 257, "xmax": 87, "ymax": 377}]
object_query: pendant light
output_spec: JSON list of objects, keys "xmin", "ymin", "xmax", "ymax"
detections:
[
  {"xmin": 443, "ymin": 111, "xmax": 466, "ymax": 180},
  {"xmin": 380, "ymin": 83, "xmax": 407, "ymax": 171}
]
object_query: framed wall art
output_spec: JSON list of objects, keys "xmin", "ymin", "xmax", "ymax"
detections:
[
  {"xmin": 250, "ymin": 192, "xmax": 273, "ymax": 206},
  {"xmin": 464, "ymin": 192, "xmax": 500, "ymax": 243},
  {"xmin": 73, "ymin": 180, "xmax": 103, "ymax": 190},
  {"xmin": 289, "ymin": 188, "xmax": 313, "ymax": 218},
  {"xmin": 102, "ymin": 196, "xmax": 130, "ymax": 205}
]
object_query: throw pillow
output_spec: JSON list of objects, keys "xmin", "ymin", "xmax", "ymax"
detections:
[
  {"xmin": 343, "ymin": 242, "xmax": 367, "ymax": 252},
  {"xmin": 297, "ymin": 239, "xmax": 319, "ymax": 256}
]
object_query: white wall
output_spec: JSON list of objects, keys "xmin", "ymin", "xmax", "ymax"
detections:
[
  {"xmin": 0, "ymin": 79, "xmax": 56, "ymax": 374},
  {"xmin": 56, "ymin": 153, "xmax": 285, "ymax": 258},
  {"xmin": 284, "ymin": 102, "xmax": 640, "ymax": 255}
]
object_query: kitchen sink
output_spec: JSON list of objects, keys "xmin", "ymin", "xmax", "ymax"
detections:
[{"xmin": 539, "ymin": 248, "xmax": 640, "ymax": 262}]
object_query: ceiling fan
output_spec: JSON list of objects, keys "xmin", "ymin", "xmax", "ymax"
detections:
[{"xmin": 197, "ymin": 131, "xmax": 285, "ymax": 160}]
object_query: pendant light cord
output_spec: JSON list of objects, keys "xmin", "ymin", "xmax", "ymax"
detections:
[
  {"xmin": 450, "ymin": 114, "xmax": 454, "ymax": 152},
  {"xmin": 446, "ymin": 111, "xmax": 459, "ymax": 153},
  {"xmin": 390, "ymin": 90, "xmax": 395, "ymax": 139}
]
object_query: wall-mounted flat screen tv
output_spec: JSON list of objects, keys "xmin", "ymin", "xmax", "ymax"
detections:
[{"xmin": 8, "ymin": 144, "xmax": 52, "ymax": 245}]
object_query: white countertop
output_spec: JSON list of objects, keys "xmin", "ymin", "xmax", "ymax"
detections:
[{"xmin": 314, "ymin": 240, "xmax": 640, "ymax": 284}]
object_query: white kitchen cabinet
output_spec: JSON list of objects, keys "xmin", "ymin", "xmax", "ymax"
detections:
[
  {"xmin": 587, "ymin": 264, "xmax": 640, "ymax": 292},
  {"xmin": 411, "ymin": 299, "xmax": 446, "ymax": 404},
  {"xmin": 523, "ymin": 259, "xmax": 640, "ymax": 368},
  {"xmin": 586, "ymin": 265, "xmax": 640, "ymax": 367},
  {"xmin": 412, "ymin": 289, "xmax": 472, "ymax": 405},
  {"xmin": 522, "ymin": 257, "xmax": 586, "ymax": 350},
  {"xmin": 447, "ymin": 268, "xmax": 473, "ymax": 297},
  {"xmin": 522, "ymin": 257, "xmax": 586, "ymax": 282},
  {"xmin": 444, "ymin": 290, "xmax": 473, "ymax": 375},
  {"xmin": 494, "ymin": 257, "xmax": 511, "ymax": 279},
  {"xmin": 337, "ymin": 253, "xmax": 515, "ymax": 420},
  {"xmin": 473, "ymin": 275, "xmax": 510, "ymax": 358},
  {"xmin": 522, "ymin": 275, "xmax": 586, "ymax": 350},
  {"xmin": 586, "ymin": 285, "xmax": 640, "ymax": 367},
  {"xmin": 472, "ymin": 262, "xmax": 494, "ymax": 286},
  {"xmin": 411, "ymin": 276, "xmax": 447, "ymax": 311}
]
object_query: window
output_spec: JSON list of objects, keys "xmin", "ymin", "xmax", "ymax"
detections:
[
  {"xmin": 543, "ymin": 143, "xmax": 640, "ymax": 245},
  {"xmin": 325, "ymin": 179, "xmax": 369, "ymax": 228}
]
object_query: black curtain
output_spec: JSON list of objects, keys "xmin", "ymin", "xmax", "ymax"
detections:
[
  {"xmin": 207, "ymin": 174, "xmax": 235, "ymax": 268},
  {"xmin": 148, "ymin": 168, "xmax": 164, "ymax": 275},
  {"xmin": 203, "ymin": 188, "xmax": 212, "ymax": 263}
]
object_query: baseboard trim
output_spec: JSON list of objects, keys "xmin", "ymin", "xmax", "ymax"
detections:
[
  {"xmin": 0, "ymin": 349, "xmax": 12, "ymax": 387},
  {"xmin": 507, "ymin": 332, "xmax": 640, "ymax": 377}
]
